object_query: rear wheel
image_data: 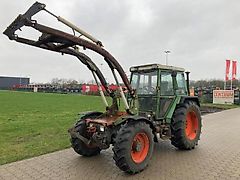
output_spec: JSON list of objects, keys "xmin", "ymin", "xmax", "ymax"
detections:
[
  {"xmin": 171, "ymin": 101, "xmax": 202, "ymax": 150},
  {"xmin": 113, "ymin": 121, "xmax": 154, "ymax": 174}
]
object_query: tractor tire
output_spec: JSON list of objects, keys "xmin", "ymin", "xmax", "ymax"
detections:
[
  {"xmin": 71, "ymin": 116, "xmax": 101, "ymax": 157},
  {"xmin": 113, "ymin": 121, "xmax": 154, "ymax": 174},
  {"xmin": 171, "ymin": 101, "xmax": 202, "ymax": 150}
]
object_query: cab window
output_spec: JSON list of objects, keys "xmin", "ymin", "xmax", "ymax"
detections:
[
  {"xmin": 131, "ymin": 71, "xmax": 157, "ymax": 95},
  {"xmin": 176, "ymin": 72, "xmax": 187, "ymax": 95},
  {"xmin": 160, "ymin": 72, "xmax": 174, "ymax": 96}
]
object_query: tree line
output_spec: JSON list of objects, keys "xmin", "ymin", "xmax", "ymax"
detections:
[
  {"xmin": 49, "ymin": 78, "xmax": 240, "ymax": 90},
  {"xmin": 190, "ymin": 79, "xmax": 240, "ymax": 89}
]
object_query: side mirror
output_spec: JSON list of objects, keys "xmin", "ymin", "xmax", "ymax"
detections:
[{"xmin": 171, "ymin": 71, "xmax": 177, "ymax": 77}]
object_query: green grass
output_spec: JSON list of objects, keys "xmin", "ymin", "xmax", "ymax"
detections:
[
  {"xmin": 0, "ymin": 90, "xmax": 107, "ymax": 165},
  {"xmin": 201, "ymin": 103, "xmax": 239, "ymax": 109}
]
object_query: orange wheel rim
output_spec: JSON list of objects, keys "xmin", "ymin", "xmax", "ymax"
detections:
[
  {"xmin": 185, "ymin": 111, "xmax": 199, "ymax": 140},
  {"xmin": 131, "ymin": 132, "xmax": 149, "ymax": 164}
]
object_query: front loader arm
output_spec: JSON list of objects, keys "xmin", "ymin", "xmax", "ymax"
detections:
[
  {"xmin": 14, "ymin": 36, "xmax": 111, "ymax": 95},
  {"xmin": 3, "ymin": 2, "xmax": 134, "ymax": 98},
  {"xmin": 3, "ymin": 2, "xmax": 46, "ymax": 40}
]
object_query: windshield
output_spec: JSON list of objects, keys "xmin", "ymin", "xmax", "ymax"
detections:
[{"xmin": 131, "ymin": 71, "xmax": 158, "ymax": 95}]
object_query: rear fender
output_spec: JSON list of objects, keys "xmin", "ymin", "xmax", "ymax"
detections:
[
  {"xmin": 165, "ymin": 96, "xmax": 200, "ymax": 124},
  {"xmin": 180, "ymin": 96, "xmax": 200, "ymax": 107}
]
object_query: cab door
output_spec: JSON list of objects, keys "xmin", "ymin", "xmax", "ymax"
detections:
[
  {"xmin": 131, "ymin": 71, "xmax": 158, "ymax": 116},
  {"xmin": 157, "ymin": 71, "xmax": 175, "ymax": 118}
]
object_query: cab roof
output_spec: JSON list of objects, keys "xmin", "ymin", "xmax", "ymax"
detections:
[{"xmin": 130, "ymin": 63, "xmax": 185, "ymax": 72}]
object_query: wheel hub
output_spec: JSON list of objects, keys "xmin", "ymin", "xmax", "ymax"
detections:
[
  {"xmin": 185, "ymin": 111, "xmax": 199, "ymax": 140},
  {"xmin": 133, "ymin": 142, "xmax": 142, "ymax": 152}
]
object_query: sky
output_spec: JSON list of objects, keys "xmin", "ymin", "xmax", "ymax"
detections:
[{"xmin": 0, "ymin": 0, "xmax": 240, "ymax": 84}]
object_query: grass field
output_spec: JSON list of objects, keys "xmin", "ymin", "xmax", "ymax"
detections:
[
  {"xmin": 0, "ymin": 90, "xmax": 106, "ymax": 165},
  {"xmin": 201, "ymin": 103, "xmax": 240, "ymax": 109}
]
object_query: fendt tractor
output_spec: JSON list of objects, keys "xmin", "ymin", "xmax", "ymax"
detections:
[{"xmin": 4, "ymin": 2, "xmax": 202, "ymax": 174}]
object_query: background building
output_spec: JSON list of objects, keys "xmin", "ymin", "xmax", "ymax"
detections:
[{"xmin": 0, "ymin": 76, "xmax": 30, "ymax": 89}]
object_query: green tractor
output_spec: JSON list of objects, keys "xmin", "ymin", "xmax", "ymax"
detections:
[{"xmin": 4, "ymin": 2, "xmax": 202, "ymax": 174}]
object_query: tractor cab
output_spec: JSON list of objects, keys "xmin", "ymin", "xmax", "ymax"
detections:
[{"xmin": 130, "ymin": 64, "xmax": 188, "ymax": 119}]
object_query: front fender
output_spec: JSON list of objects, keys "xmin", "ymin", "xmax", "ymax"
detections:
[
  {"xmin": 113, "ymin": 115, "xmax": 149, "ymax": 126},
  {"xmin": 114, "ymin": 115, "xmax": 158, "ymax": 142},
  {"xmin": 77, "ymin": 111, "xmax": 103, "ymax": 121}
]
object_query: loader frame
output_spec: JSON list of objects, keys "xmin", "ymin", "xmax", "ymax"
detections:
[{"xmin": 3, "ymin": 2, "xmax": 135, "ymax": 114}]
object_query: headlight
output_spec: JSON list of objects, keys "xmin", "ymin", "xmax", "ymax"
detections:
[{"xmin": 99, "ymin": 125, "xmax": 105, "ymax": 132}]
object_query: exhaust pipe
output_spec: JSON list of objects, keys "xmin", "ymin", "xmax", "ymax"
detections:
[{"xmin": 185, "ymin": 71, "xmax": 190, "ymax": 95}]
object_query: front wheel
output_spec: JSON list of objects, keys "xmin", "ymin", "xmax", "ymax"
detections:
[
  {"xmin": 113, "ymin": 121, "xmax": 154, "ymax": 174},
  {"xmin": 70, "ymin": 121, "xmax": 101, "ymax": 157},
  {"xmin": 171, "ymin": 101, "xmax": 202, "ymax": 150}
]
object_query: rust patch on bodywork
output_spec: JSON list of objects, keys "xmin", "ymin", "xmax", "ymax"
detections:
[{"xmin": 85, "ymin": 111, "xmax": 127, "ymax": 126}]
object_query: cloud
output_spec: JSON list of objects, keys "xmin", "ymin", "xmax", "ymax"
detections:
[{"xmin": 1, "ymin": 0, "xmax": 240, "ymax": 83}]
